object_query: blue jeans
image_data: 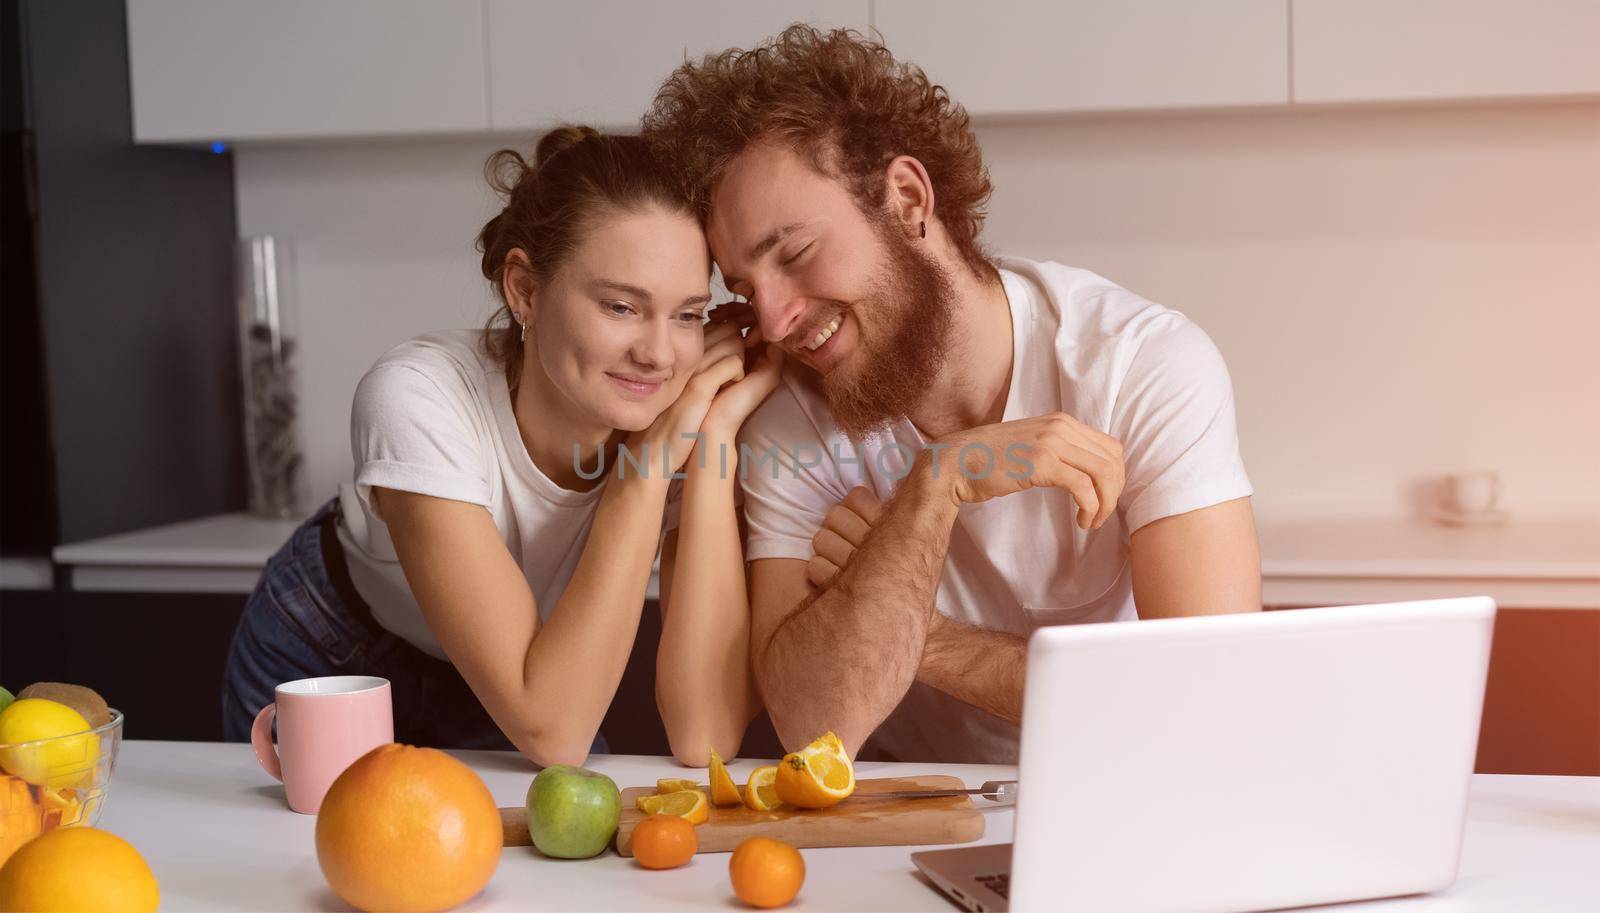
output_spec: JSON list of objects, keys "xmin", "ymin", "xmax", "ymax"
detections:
[{"xmin": 221, "ymin": 498, "xmax": 606, "ymax": 753}]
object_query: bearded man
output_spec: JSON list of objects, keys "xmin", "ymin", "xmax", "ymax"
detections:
[{"xmin": 643, "ymin": 25, "xmax": 1261, "ymax": 764}]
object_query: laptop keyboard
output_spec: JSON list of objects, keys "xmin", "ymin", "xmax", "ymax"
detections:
[{"xmin": 975, "ymin": 872, "xmax": 1011, "ymax": 899}]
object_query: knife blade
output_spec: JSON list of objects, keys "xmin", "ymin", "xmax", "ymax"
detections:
[{"xmin": 859, "ymin": 779, "xmax": 1016, "ymax": 804}]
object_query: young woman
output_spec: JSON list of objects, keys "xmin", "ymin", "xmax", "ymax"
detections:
[{"xmin": 222, "ymin": 126, "xmax": 782, "ymax": 767}]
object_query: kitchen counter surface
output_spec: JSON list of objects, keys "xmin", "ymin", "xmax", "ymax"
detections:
[
  {"xmin": 51, "ymin": 512, "xmax": 1600, "ymax": 607},
  {"xmin": 51, "ymin": 512, "xmax": 303, "ymax": 593},
  {"xmin": 1257, "ymin": 514, "xmax": 1600, "ymax": 608},
  {"xmin": 100, "ymin": 740, "xmax": 1600, "ymax": 912}
]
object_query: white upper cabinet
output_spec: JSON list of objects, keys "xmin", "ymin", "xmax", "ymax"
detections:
[
  {"xmin": 124, "ymin": 1, "xmax": 1598, "ymax": 144},
  {"xmin": 873, "ymin": 0, "xmax": 1290, "ymax": 116},
  {"xmin": 126, "ymin": 0, "xmax": 490, "ymax": 143},
  {"xmin": 486, "ymin": 1, "xmax": 869, "ymax": 131},
  {"xmin": 1292, "ymin": 0, "xmax": 1600, "ymax": 104}
]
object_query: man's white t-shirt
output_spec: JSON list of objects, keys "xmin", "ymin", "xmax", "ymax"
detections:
[
  {"xmin": 335, "ymin": 330, "xmax": 619, "ymax": 660},
  {"xmin": 736, "ymin": 256, "xmax": 1253, "ymax": 764}
]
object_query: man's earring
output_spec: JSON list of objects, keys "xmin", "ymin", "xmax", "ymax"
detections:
[
  {"xmin": 919, "ymin": 220, "xmax": 926, "ymax": 239},
  {"xmin": 518, "ymin": 317, "xmax": 527, "ymax": 343}
]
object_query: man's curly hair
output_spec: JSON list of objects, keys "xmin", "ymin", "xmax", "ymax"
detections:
[{"xmin": 641, "ymin": 24, "xmax": 995, "ymax": 278}]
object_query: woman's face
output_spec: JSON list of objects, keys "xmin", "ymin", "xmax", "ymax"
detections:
[{"xmin": 529, "ymin": 206, "xmax": 711, "ymax": 433}]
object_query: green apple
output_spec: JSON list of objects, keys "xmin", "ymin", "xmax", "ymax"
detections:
[{"xmin": 525, "ymin": 764, "xmax": 620, "ymax": 859}]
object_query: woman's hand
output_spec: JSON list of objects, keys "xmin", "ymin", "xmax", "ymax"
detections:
[
  {"xmin": 625, "ymin": 303, "xmax": 757, "ymax": 479},
  {"xmin": 701, "ymin": 324, "xmax": 784, "ymax": 442}
]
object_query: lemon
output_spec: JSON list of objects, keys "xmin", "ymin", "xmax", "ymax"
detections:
[
  {"xmin": 0, "ymin": 826, "xmax": 159, "ymax": 912},
  {"xmin": 0, "ymin": 699, "xmax": 99, "ymax": 788},
  {"xmin": 635, "ymin": 788, "xmax": 709, "ymax": 825}
]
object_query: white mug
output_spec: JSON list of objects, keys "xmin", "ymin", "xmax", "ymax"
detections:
[{"xmin": 1442, "ymin": 471, "xmax": 1500, "ymax": 515}]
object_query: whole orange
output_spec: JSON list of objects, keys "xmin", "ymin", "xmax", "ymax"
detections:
[
  {"xmin": 315, "ymin": 743, "xmax": 502, "ymax": 913},
  {"xmin": 0, "ymin": 826, "xmax": 159, "ymax": 912},
  {"xmin": 631, "ymin": 813, "xmax": 697, "ymax": 869},
  {"xmin": 0, "ymin": 775, "xmax": 40, "ymax": 866},
  {"xmin": 729, "ymin": 836, "xmax": 804, "ymax": 908}
]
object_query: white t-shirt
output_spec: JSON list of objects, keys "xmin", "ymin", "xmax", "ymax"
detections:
[
  {"xmin": 736, "ymin": 256, "xmax": 1253, "ymax": 764},
  {"xmin": 335, "ymin": 330, "xmax": 622, "ymax": 660}
]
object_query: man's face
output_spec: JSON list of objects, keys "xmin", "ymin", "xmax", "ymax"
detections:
[{"xmin": 706, "ymin": 142, "xmax": 954, "ymax": 438}]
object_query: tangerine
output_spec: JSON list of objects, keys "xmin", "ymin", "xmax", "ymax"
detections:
[
  {"xmin": 729, "ymin": 836, "xmax": 804, "ymax": 908},
  {"xmin": 631, "ymin": 813, "xmax": 696, "ymax": 869}
]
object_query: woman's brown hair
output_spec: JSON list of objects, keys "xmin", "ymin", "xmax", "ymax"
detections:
[
  {"xmin": 477, "ymin": 126, "xmax": 694, "ymax": 387},
  {"xmin": 641, "ymin": 24, "xmax": 994, "ymax": 278}
]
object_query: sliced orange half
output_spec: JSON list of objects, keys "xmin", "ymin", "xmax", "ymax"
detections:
[
  {"xmin": 742, "ymin": 765, "xmax": 783, "ymax": 812},
  {"xmin": 708, "ymin": 750, "xmax": 743, "ymax": 807},
  {"xmin": 635, "ymin": 788, "xmax": 709, "ymax": 825},
  {"xmin": 774, "ymin": 730, "xmax": 855, "ymax": 809}
]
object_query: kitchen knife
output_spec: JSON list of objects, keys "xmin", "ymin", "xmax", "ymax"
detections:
[{"xmin": 859, "ymin": 779, "xmax": 1016, "ymax": 804}]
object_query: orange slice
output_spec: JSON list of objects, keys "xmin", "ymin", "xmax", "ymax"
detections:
[
  {"xmin": 635, "ymin": 789, "xmax": 709, "ymax": 825},
  {"xmin": 655, "ymin": 778, "xmax": 701, "ymax": 794},
  {"xmin": 742, "ymin": 765, "xmax": 783, "ymax": 812},
  {"xmin": 774, "ymin": 731, "xmax": 855, "ymax": 809},
  {"xmin": 37, "ymin": 788, "xmax": 82, "ymax": 831},
  {"xmin": 708, "ymin": 750, "xmax": 742, "ymax": 807}
]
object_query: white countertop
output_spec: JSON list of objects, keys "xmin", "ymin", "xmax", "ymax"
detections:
[
  {"xmin": 1258, "ymin": 515, "xmax": 1600, "ymax": 579},
  {"xmin": 52, "ymin": 512, "xmax": 304, "ymax": 593},
  {"xmin": 1255, "ymin": 514, "xmax": 1600, "ymax": 608},
  {"xmin": 100, "ymin": 740, "xmax": 1600, "ymax": 912},
  {"xmin": 49, "ymin": 511, "xmax": 1600, "ymax": 607}
]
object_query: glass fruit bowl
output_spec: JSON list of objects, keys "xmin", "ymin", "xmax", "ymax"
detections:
[{"xmin": 0, "ymin": 708, "xmax": 123, "ymax": 863}]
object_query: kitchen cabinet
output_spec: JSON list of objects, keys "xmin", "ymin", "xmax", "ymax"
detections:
[
  {"xmin": 485, "ymin": 1, "xmax": 868, "ymax": 131},
  {"xmin": 125, "ymin": 0, "xmax": 490, "ymax": 142},
  {"xmin": 0, "ymin": 589, "xmax": 247, "ymax": 741},
  {"xmin": 1292, "ymin": 0, "xmax": 1600, "ymax": 104},
  {"xmin": 124, "ymin": 1, "xmax": 1600, "ymax": 145},
  {"xmin": 873, "ymin": 0, "xmax": 1289, "ymax": 115},
  {"xmin": 1472, "ymin": 608, "xmax": 1600, "ymax": 776}
]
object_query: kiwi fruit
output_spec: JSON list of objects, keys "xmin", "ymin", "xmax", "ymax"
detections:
[{"xmin": 16, "ymin": 682, "xmax": 111, "ymax": 728}]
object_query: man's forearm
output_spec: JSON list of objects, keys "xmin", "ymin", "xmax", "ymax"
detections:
[
  {"xmin": 759, "ymin": 465, "xmax": 959, "ymax": 754},
  {"xmin": 916, "ymin": 613, "xmax": 1027, "ymax": 725}
]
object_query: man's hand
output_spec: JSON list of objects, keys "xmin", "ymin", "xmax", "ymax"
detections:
[
  {"xmin": 808, "ymin": 487, "xmax": 883, "ymax": 588},
  {"xmin": 931, "ymin": 413, "xmax": 1125, "ymax": 530},
  {"xmin": 751, "ymin": 414, "xmax": 1123, "ymax": 753},
  {"xmin": 807, "ymin": 485, "xmax": 1027, "ymax": 724}
]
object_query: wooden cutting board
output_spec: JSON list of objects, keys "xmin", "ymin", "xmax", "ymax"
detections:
[{"xmin": 499, "ymin": 775, "xmax": 985, "ymax": 856}]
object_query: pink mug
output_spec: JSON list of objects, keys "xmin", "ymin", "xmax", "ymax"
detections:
[{"xmin": 251, "ymin": 675, "xmax": 393, "ymax": 814}]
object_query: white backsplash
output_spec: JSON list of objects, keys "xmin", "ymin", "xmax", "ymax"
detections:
[{"xmin": 234, "ymin": 101, "xmax": 1600, "ymax": 520}]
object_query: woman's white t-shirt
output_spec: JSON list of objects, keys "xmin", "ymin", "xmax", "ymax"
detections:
[
  {"xmin": 736, "ymin": 256, "xmax": 1254, "ymax": 763},
  {"xmin": 335, "ymin": 330, "xmax": 618, "ymax": 660}
]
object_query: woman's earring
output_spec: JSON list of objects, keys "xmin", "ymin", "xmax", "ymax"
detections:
[{"xmin": 919, "ymin": 220, "xmax": 926, "ymax": 239}]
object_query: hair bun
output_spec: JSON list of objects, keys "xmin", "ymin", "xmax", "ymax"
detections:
[{"xmin": 534, "ymin": 125, "xmax": 602, "ymax": 170}]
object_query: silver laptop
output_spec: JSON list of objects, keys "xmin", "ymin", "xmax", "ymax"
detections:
[{"xmin": 913, "ymin": 597, "xmax": 1495, "ymax": 913}]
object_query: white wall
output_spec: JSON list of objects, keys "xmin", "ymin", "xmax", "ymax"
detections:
[{"xmin": 235, "ymin": 100, "xmax": 1600, "ymax": 520}]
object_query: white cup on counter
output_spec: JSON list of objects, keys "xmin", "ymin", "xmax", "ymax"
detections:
[{"xmin": 1441, "ymin": 471, "xmax": 1501, "ymax": 516}]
